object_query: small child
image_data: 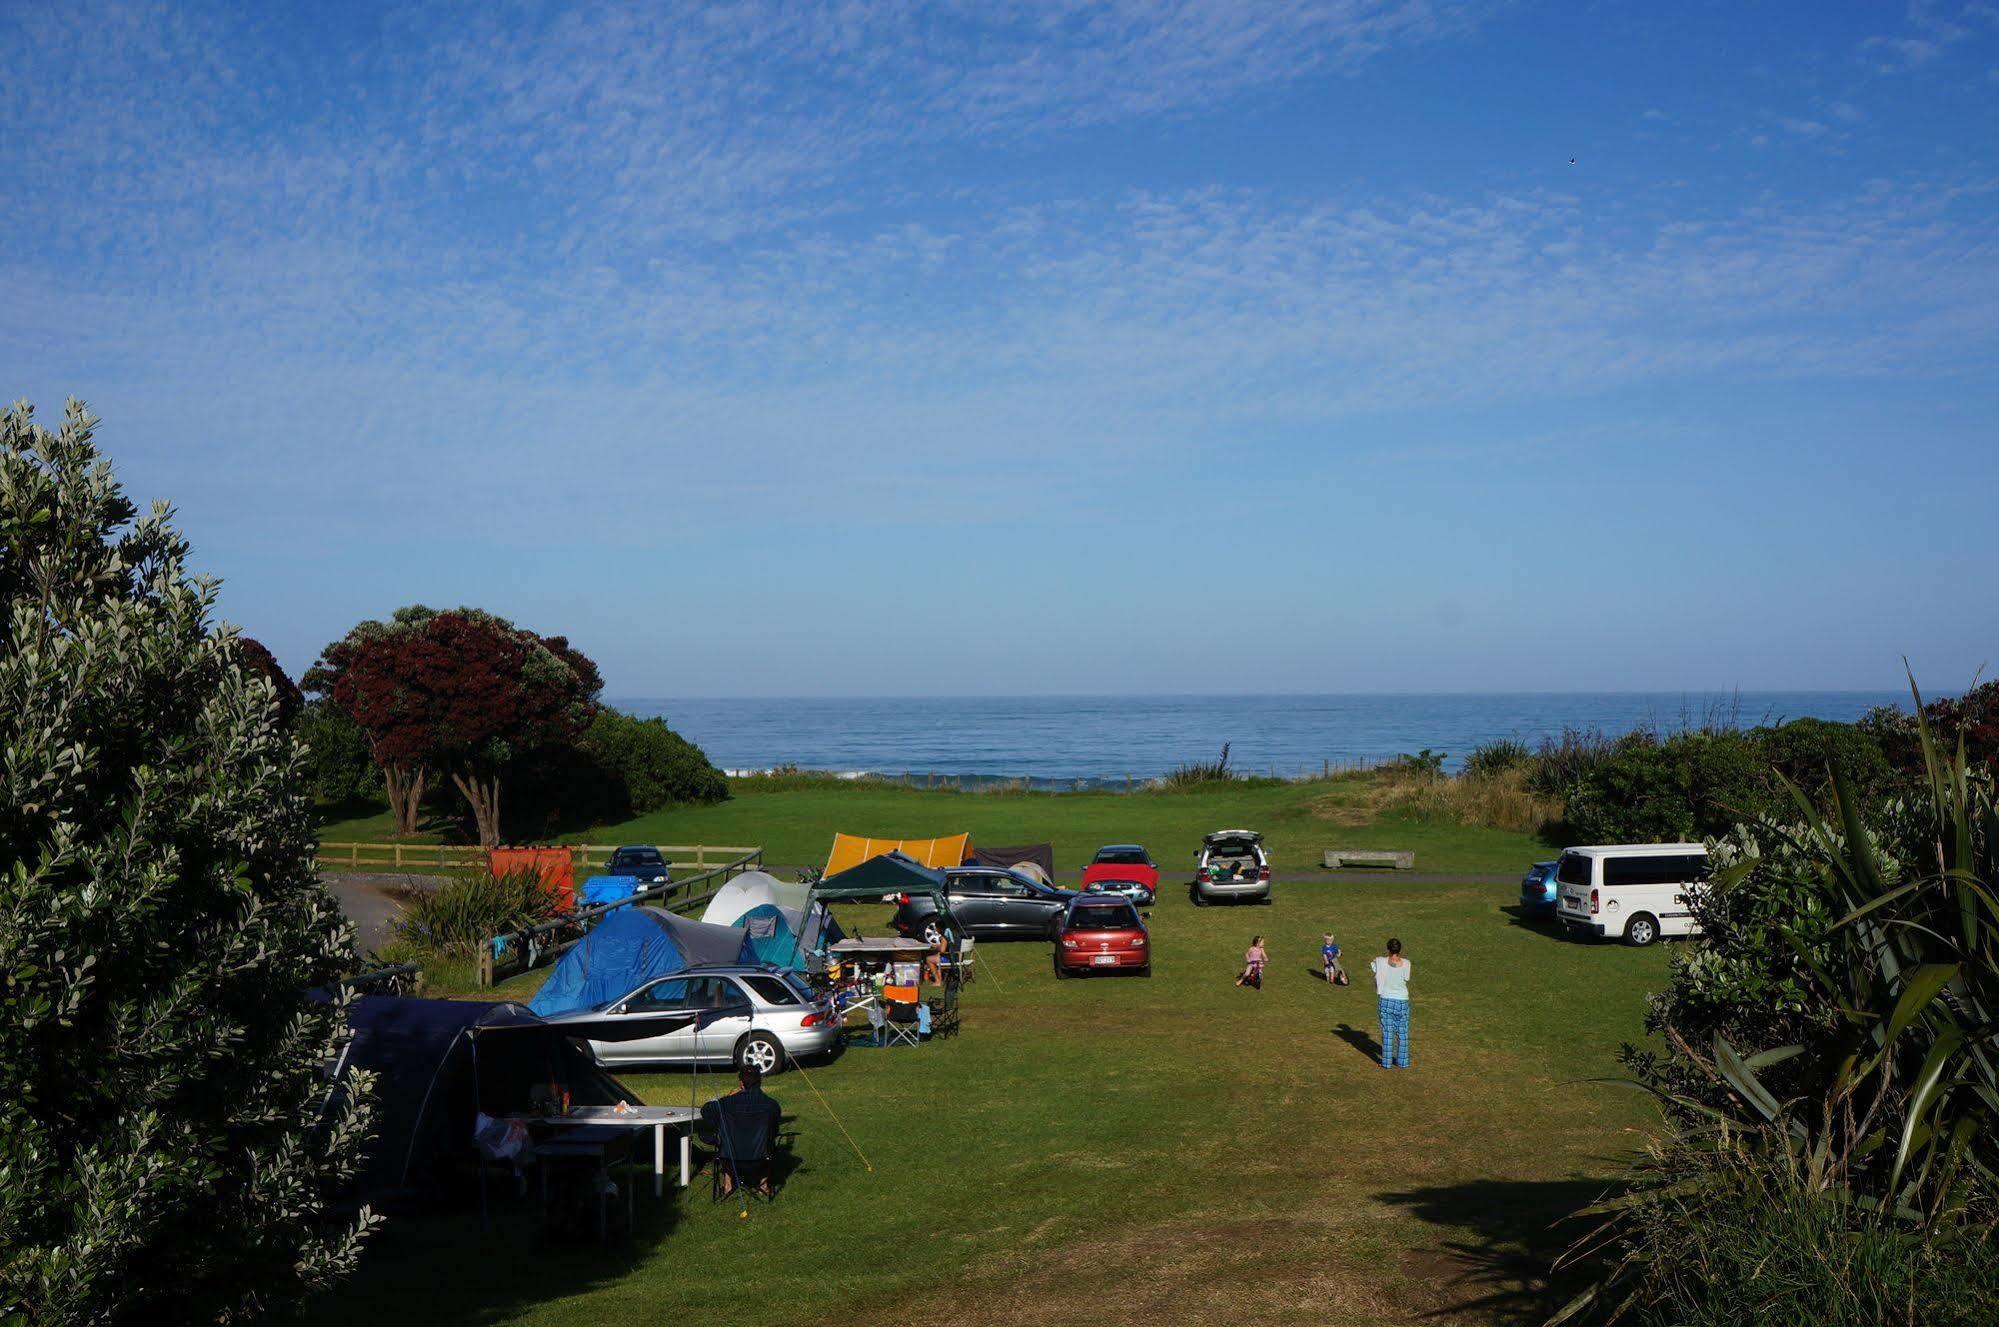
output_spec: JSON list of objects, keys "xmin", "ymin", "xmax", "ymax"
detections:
[
  {"xmin": 1321, "ymin": 932, "xmax": 1348, "ymax": 986},
  {"xmin": 1236, "ymin": 935, "xmax": 1267, "ymax": 989}
]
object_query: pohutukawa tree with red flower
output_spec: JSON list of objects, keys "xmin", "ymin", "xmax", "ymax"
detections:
[{"xmin": 307, "ymin": 606, "xmax": 602, "ymax": 844}]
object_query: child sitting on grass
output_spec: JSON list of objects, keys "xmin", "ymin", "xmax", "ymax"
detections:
[{"xmin": 1321, "ymin": 932, "xmax": 1347, "ymax": 986}]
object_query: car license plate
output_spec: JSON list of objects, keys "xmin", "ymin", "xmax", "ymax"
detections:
[{"xmin": 1092, "ymin": 954, "xmax": 1119, "ymax": 966}]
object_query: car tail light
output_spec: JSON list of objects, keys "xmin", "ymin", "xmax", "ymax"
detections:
[
  {"xmin": 1061, "ymin": 938, "xmax": 1079, "ymax": 949},
  {"xmin": 1590, "ymin": 888, "xmax": 1600, "ymax": 915},
  {"xmin": 896, "ymin": 893, "xmax": 910, "ymax": 904},
  {"xmin": 800, "ymin": 1011, "xmax": 824, "ymax": 1028},
  {"xmin": 1131, "ymin": 935, "xmax": 1146, "ymax": 947},
  {"xmin": 1258, "ymin": 866, "xmax": 1271, "ymax": 881}
]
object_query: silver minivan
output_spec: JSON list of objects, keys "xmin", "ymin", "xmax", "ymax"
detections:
[{"xmin": 1192, "ymin": 830, "xmax": 1271, "ymax": 905}]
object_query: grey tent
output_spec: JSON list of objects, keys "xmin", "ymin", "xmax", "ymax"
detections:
[{"xmin": 971, "ymin": 842, "xmax": 1056, "ymax": 878}]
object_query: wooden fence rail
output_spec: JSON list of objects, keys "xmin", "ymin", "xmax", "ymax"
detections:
[
  {"xmin": 477, "ymin": 847, "xmax": 765, "ymax": 988},
  {"xmin": 315, "ymin": 841, "xmax": 763, "ymax": 875}
]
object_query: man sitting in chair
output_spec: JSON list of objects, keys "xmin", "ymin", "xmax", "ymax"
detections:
[{"xmin": 701, "ymin": 1065, "xmax": 784, "ymax": 1198}]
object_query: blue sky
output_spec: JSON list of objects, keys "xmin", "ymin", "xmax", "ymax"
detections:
[{"xmin": 5, "ymin": 1, "xmax": 1996, "ymax": 697}]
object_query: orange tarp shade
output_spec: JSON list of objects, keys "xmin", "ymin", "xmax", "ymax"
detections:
[
  {"xmin": 824, "ymin": 832, "xmax": 971, "ymax": 876},
  {"xmin": 489, "ymin": 846, "xmax": 576, "ymax": 910}
]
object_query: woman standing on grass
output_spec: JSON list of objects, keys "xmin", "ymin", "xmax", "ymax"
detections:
[
  {"xmin": 1370, "ymin": 938, "xmax": 1411, "ymax": 1068},
  {"xmin": 1236, "ymin": 935, "xmax": 1267, "ymax": 989}
]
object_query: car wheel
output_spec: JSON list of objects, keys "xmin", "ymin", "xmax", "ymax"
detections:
[
  {"xmin": 736, "ymin": 1032, "xmax": 786, "ymax": 1075},
  {"xmin": 1138, "ymin": 964, "xmax": 1151, "ymax": 978},
  {"xmin": 919, "ymin": 919, "xmax": 945, "ymax": 946},
  {"xmin": 1625, "ymin": 913, "xmax": 1659, "ymax": 948},
  {"xmin": 1053, "ymin": 957, "xmax": 1071, "ymax": 980},
  {"xmin": 1192, "ymin": 891, "xmax": 1208, "ymax": 907}
]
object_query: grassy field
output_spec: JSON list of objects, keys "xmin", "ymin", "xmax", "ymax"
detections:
[
  {"xmin": 317, "ymin": 772, "xmax": 1550, "ymax": 878},
  {"xmin": 301, "ymin": 780, "xmax": 1664, "ymax": 1327}
]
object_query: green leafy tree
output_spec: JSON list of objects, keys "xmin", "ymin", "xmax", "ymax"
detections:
[
  {"xmin": 0, "ymin": 400, "xmax": 375, "ymax": 1325},
  {"xmin": 580, "ymin": 709, "xmax": 729, "ymax": 814}
]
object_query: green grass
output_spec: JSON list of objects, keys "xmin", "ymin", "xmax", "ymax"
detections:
[
  {"xmin": 318, "ymin": 773, "xmax": 1549, "ymax": 878},
  {"xmin": 297, "ymin": 872, "xmax": 1667, "ymax": 1327}
]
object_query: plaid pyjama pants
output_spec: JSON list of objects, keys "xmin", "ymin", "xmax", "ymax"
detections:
[{"xmin": 1378, "ymin": 996, "xmax": 1410, "ymax": 1067}]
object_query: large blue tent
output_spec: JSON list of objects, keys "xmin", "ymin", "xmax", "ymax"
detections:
[{"xmin": 527, "ymin": 908, "xmax": 753, "ymax": 1016}]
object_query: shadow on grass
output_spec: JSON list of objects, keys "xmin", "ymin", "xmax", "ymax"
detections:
[
  {"xmin": 293, "ymin": 1168, "xmax": 690, "ymax": 1327},
  {"xmin": 1331, "ymin": 1021, "xmax": 1382, "ymax": 1064},
  {"xmin": 1378, "ymin": 1177, "xmax": 1623, "ymax": 1324},
  {"xmin": 1499, "ymin": 903, "xmax": 1594, "ymax": 942}
]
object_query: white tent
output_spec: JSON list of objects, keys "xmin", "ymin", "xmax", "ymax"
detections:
[{"xmin": 701, "ymin": 872, "xmax": 781, "ymax": 926}]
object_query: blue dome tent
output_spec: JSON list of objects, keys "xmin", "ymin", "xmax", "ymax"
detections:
[{"xmin": 527, "ymin": 908, "xmax": 753, "ymax": 1016}]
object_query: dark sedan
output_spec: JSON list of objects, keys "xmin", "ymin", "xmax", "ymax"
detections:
[
  {"xmin": 606, "ymin": 845, "xmax": 673, "ymax": 888},
  {"xmin": 891, "ymin": 867, "xmax": 1078, "ymax": 941}
]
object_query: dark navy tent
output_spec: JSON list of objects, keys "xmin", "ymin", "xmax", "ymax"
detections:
[
  {"xmin": 527, "ymin": 908, "xmax": 752, "ymax": 1016},
  {"xmin": 333, "ymin": 996, "xmax": 640, "ymax": 1199}
]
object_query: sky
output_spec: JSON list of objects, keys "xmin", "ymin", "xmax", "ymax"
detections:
[{"xmin": 4, "ymin": 0, "xmax": 1997, "ymax": 698}]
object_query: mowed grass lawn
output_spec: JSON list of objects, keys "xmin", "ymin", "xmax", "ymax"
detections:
[
  {"xmin": 316, "ymin": 774, "xmax": 1546, "ymax": 877},
  {"xmin": 298, "ymin": 864, "xmax": 1670, "ymax": 1327}
]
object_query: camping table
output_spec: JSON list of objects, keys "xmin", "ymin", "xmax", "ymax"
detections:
[
  {"xmin": 534, "ymin": 1124, "xmax": 635, "ymax": 1242},
  {"xmin": 518, "ymin": 1106, "xmax": 699, "ymax": 1196},
  {"xmin": 828, "ymin": 938, "xmax": 932, "ymax": 979}
]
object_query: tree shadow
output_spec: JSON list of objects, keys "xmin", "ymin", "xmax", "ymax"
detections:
[
  {"xmin": 1331, "ymin": 1021, "xmax": 1381, "ymax": 1064},
  {"xmin": 1377, "ymin": 1177, "xmax": 1625, "ymax": 1324},
  {"xmin": 293, "ymin": 1162, "xmax": 689, "ymax": 1327}
]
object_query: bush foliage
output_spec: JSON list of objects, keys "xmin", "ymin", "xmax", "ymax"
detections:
[
  {"xmin": 390, "ymin": 869, "xmax": 563, "ymax": 959},
  {"xmin": 580, "ymin": 709, "xmax": 729, "ymax": 813},
  {"xmin": 0, "ymin": 400, "xmax": 374, "ymax": 1324}
]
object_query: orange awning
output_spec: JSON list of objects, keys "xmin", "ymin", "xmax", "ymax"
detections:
[{"xmin": 824, "ymin": 832, "xmax": 971, "ymax": 876}]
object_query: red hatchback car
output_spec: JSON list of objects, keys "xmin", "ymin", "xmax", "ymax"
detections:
[
  {"xmin": 1079, "ymin": 844, "xmax": 1160, "ymax": 904},
  {"xmin": 1053, "ymin": 896, "xmax": 1150, "ymax": 978}
]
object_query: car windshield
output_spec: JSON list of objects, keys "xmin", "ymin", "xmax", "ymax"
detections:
[
  {"xmin": 614, "ymin": 850, "xmax": 664, "ymax": 868},
  {"xmin": 1096, "ymin": 849, "xmax": 1149, "ymax": 864},
  {"xmin": 1068, "ymin": 905, "xmax": 1139, "ymax": 931}
]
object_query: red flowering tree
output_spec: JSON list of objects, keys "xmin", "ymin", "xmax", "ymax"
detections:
[
  {"xmin": 308, "ymin": 607, "xmax": 602, "ymax": 844},
  {"xmin": 1924, "ymin": 679, "xmax": 1999, "ymax": 778}
]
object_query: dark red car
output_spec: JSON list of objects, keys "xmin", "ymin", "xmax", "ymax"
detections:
[
  {"xmin": 1053, "ymin": 896, "xmax": 1150, "ymax": 978},
  {"xmin": 1079, "ymin": 844, "xmax": 1159, "ymax": 904}
]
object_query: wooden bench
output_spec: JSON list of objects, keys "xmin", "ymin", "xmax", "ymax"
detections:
[{"xmin": 1324, "ymin": 850, "xmax": 1415, "ymax": 871}]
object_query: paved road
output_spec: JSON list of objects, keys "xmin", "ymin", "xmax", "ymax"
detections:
[{"xmin": 323, "ymin": 872, "xmax": 443, "ymax": 955}]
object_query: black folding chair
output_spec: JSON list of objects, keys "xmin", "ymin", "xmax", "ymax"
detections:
[{"xmin": 707, "ymin": 1099, "xmax": 781, "ymax": 1204}]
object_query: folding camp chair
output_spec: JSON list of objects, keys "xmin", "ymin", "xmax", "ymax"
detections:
[
  {"xmin": 707, "ymin": 1105, "xmax": 783, "ymax": 1204},
  {"xmin": 883, "ymin": 999, "xmax": 922, "ymax": 1048},
  {"xmin": 938, "ymin": 936, "xmax": 976, "ymax": 986}
]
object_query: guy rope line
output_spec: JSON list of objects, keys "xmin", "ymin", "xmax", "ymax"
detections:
[{"xmin": 786, "ymin": 1051, "xmax": 873, "ymax": 1174}]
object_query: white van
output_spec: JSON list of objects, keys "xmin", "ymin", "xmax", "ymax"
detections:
[{"xmin": 1554, "ymin": 844, "xmax": 1710, "ymax": 947}]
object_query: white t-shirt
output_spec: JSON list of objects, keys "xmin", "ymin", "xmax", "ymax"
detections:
[{"xmin": 1371, "ymin": 955, "xmax": 1411, "ymax": 1000}]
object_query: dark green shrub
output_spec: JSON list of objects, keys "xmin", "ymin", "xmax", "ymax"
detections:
[
  {"xmin": 1563, "ymin": 731, "xmax": 1768, "ymax": 843},
  {"xmin": 391, "ymin": 869, "xmax": 562, "ymax": 958},
  {"xmin": 1528, "ymin": 724, "xmax": 1617, "ymax": 797},
  {"xmin": 1163, "ymin": 743, "xmax": 1233, "ymax": 788},
  {"xmin": 1385, "ymin": 748, "xmax": 1447, "ymax": 780},
  {"xmin": 297, "ymin": 697, "xmax": 382, "ymax": 805},
  {"xmin": 1462, "ymin": 738, "xmax": 1532, "ymax": 779},
  {"xmin": 1, "ymin": 400, "xmax": 374, "ymax": 1323},
  {"xmin": 1749, "ymin": 716, "xmax": 1894, "ymax": 807},
  {"xmin": 580, "ymin": 708, "xmax": 729, "ymax": 812}
]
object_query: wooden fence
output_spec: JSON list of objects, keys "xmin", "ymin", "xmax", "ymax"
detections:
[
  {"xmin": 477, "ymin": 846, "xmax": 765, "ymax": 988},
  {"xmin": 315, "ymin": 841, "xmax": 762, "ymax": 875}
]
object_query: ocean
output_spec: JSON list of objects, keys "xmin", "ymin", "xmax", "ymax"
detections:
[{"xmin": 613, "ymin": 692, "xmax": 1909, "ymax": 787}]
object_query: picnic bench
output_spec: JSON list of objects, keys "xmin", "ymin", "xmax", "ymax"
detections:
[{"xmin": 1323, "ymin": 850, "xmax": 1415, "ymax": 871}]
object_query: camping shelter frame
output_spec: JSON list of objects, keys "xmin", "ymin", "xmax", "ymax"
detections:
[{"xmin": 806, "ymin": 866, "xmax": 967, "ymax": 1014}]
